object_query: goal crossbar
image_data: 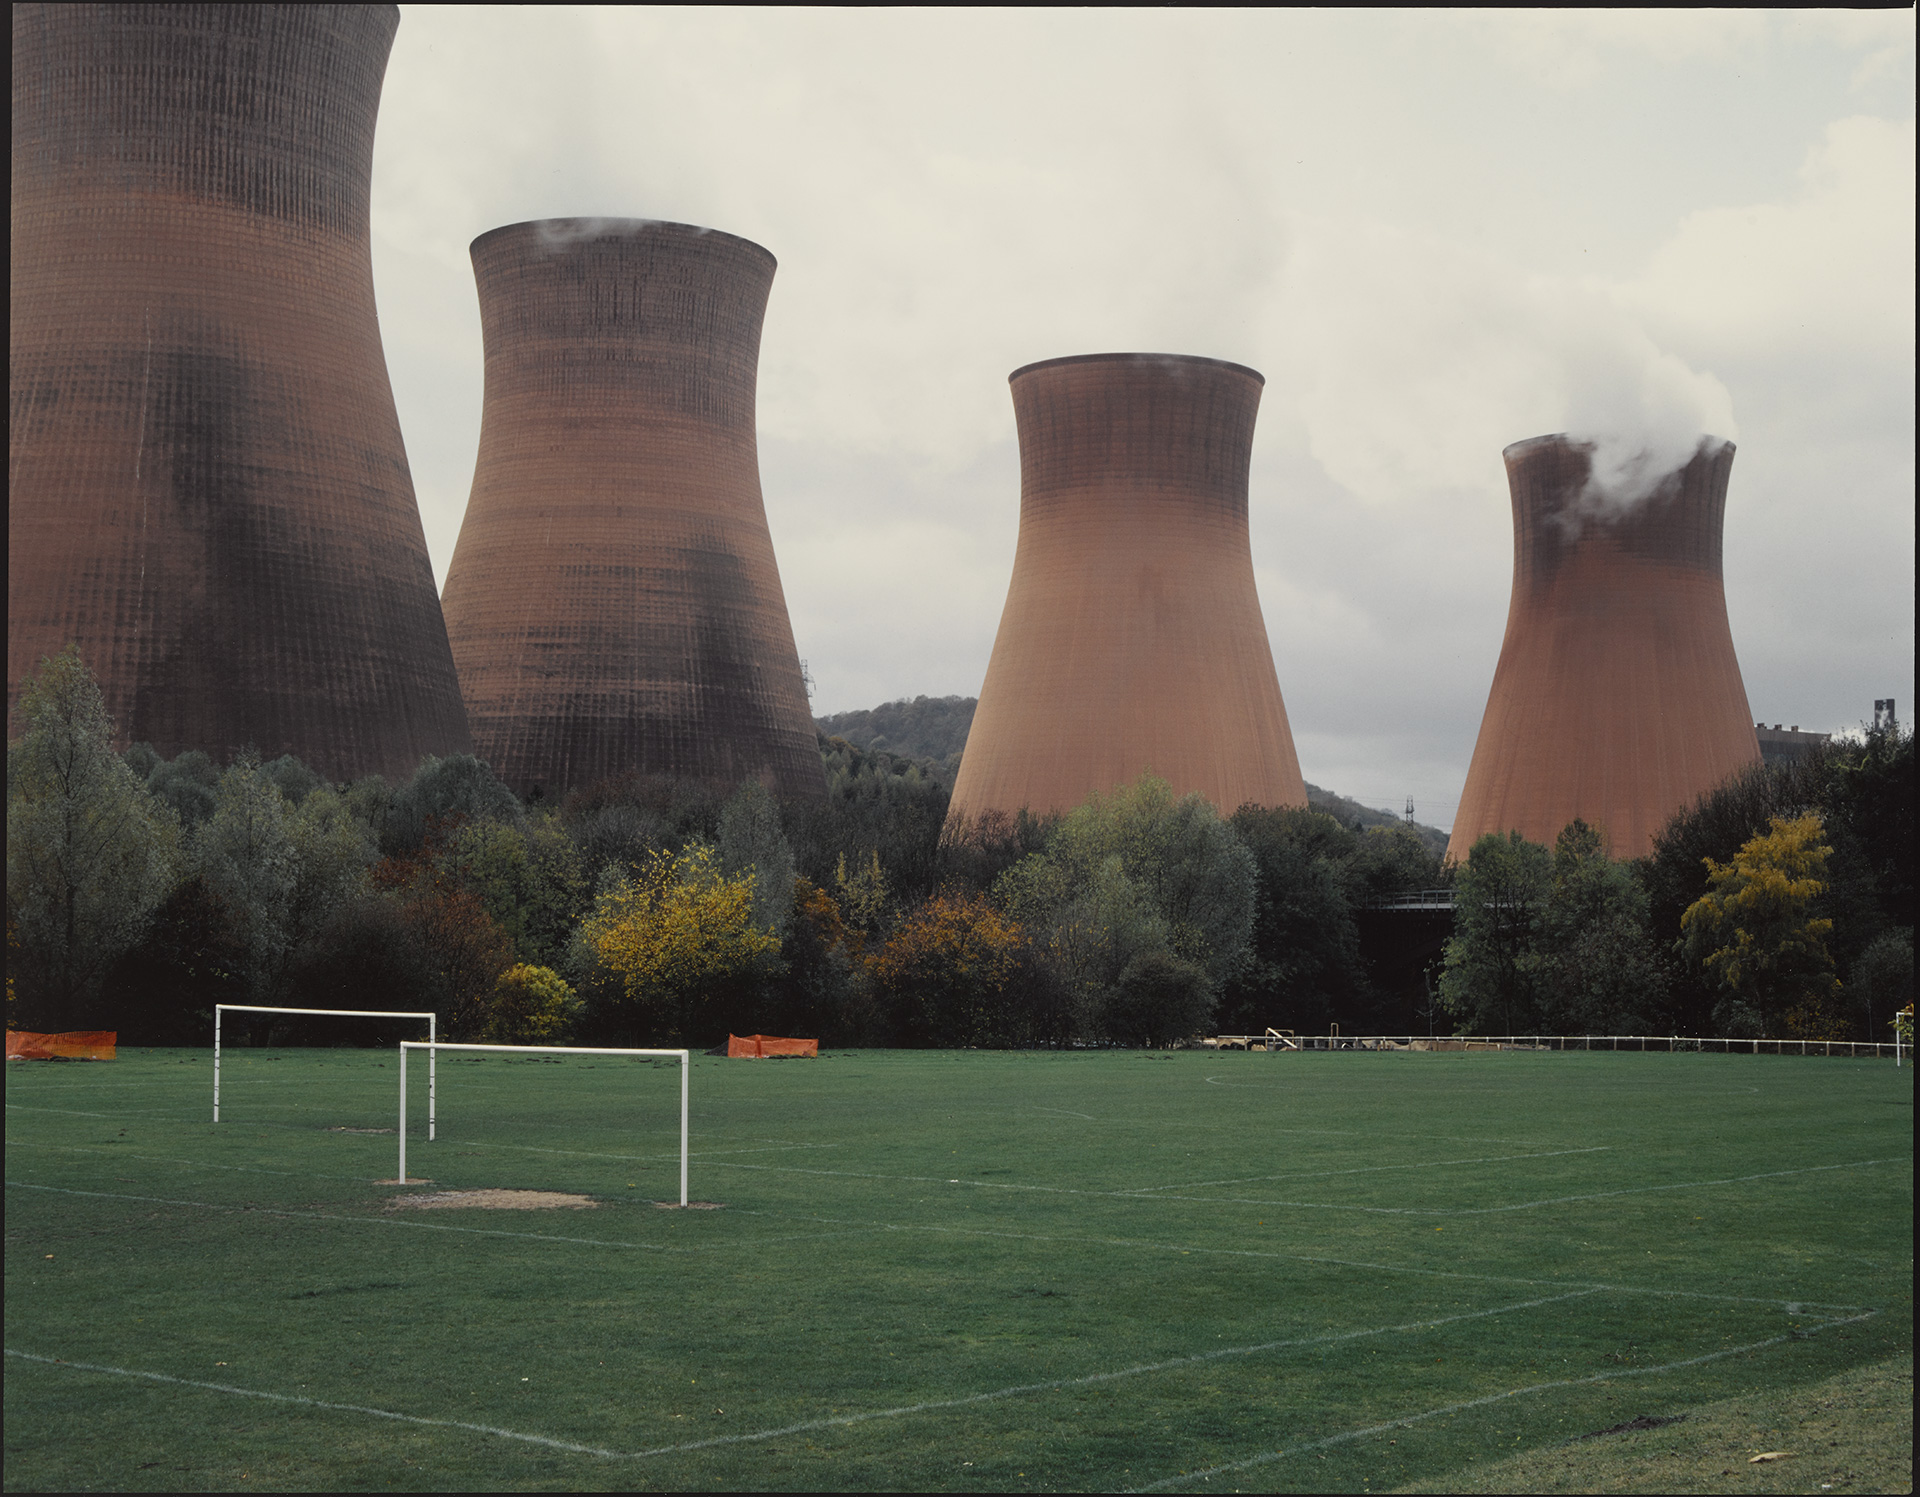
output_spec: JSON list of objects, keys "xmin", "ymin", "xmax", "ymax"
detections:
[
  {"xmin": 215, "ymin": 1005, "xmax": 437, "ymax": 1134},
  {"xmin": 397, "ymin": 1042, "xmax": 691, "ymax": 1205}
]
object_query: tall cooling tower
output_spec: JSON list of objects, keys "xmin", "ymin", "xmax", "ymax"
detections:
[
  {"xmin": 1447, "ymin": 434, "xmax": 1760, "ymax": 862},
  {"xmin": 948, "ymin": 353, "xmax": 1307, "ymax": 823},
  {"xmin": 439, "ymin": 219, "xmax": 824, "ymax": 802},
  {"xmin": 8, "ymin": 4, "xmax": 472, "ymax": 781}
]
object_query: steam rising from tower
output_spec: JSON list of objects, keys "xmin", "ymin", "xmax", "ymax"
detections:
[
  {"xmin": 1447, "ymin": 434, "xmax": 1761, "ymax": 862},
  {"xmin": 439, "ymin": 219, "xmax": 823, "ymax": 801},
  {"xmin": 949, "ymin": 353, "xmax": 1307, "ymax": 822},
  {"xmin": 8, "ymin": 3, "xmax": 472, "ymax": 780}
]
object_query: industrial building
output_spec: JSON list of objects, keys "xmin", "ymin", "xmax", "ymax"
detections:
[
  {"xmin": 948, "ymin": 353, "xmax": 1307, "ymax": 823},
  {"xmin": 1448, "ymin": 434, "xmax": 1761, "ymax": 861},
  {"xmin": 8, "ymin": 4, "xmax": 471, "ymax": 781},
  {"xmin": 439, "ymin": 219, "xmax": 823, "ymax": 802}
]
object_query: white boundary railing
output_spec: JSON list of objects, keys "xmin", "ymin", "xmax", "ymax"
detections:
[
  {"xmin": 1227, "ymin": 1033, "xmax": 1908, "ymax": 1059},
  {"xmin": 397, "ymin": 1042, "xmax": 690, "ymax": 1205},
  {"xmin": 215, "ymin": 1005, "xmax": 437, "ymax": 1134}
]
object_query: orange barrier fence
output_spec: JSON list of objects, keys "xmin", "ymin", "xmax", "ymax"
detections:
[
  {"xmin": 726, "ymin": 1034, "xmax": 818, "ymax": 1058},
  {"xmin": 6, "ymin": 1030, "xmax": 118, "ymax": 1060}
]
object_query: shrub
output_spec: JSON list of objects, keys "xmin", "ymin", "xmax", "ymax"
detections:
[{"xmin": 484, "ymin": 964, "xmax": 582, "ymax": 1045}]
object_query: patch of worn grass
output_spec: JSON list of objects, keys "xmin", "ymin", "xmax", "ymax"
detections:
[
  {"xmin": 3, "ymin": 1046, "xmax": 1911, "ymax": 1492},
  {"xmin": 1396, "ymin": 1350, "xmax": 1912, "ymax": 1494}
]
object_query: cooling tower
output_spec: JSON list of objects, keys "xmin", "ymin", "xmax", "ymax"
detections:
[
  {"xmin": 8, "ymin": 4, "xmax": 472, "ymax": 781},
  {"xmin": 439, "ymin": 219, "xmax": 824, "ymax": 802},
  {"xmin": 948, "ymin": 353, "xmax": 1307, "ymax": 823},
  {"xmin": 1447, "ymin": 434, "xmax": 1761, "ymax": 862}
]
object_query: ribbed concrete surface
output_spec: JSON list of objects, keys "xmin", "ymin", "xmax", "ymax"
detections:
[
  {"xmin": 1448, "ymin": 434, "xmax": 1761, "ymax": 861},
  {"xmin": 439, "ymin": 220, "xmax": 823, "ymax": 802},
  {"xmin": 8, "ymin": 4, "xmax": 471, "ymax": 781},
  {"xmin": 949, "ymin": 353, "xmax": 1307, "ymax": 822}
]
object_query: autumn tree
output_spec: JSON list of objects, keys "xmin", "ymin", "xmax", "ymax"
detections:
[
  {"xmin": 484, "ymin": 964, "xmax": 582, "ymax": 1045},
  {"xmin": 1682, "ymin": 812, "xmax": 1842, "ymax": 1038},
  {"xmin": 576, "ymin": 843, "xmax": 780, "ymax": 1043},
  {"xmin": 868, "ymin": 891, "xmax": 1030, "ymax": 1046}
]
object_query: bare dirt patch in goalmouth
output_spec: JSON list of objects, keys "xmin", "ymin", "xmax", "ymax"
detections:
[{"xmin": 386, "ymin": 1189, "xmax": 598, "ymax": 1211}]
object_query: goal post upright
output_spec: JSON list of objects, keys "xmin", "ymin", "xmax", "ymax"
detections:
[
  {"xmin": 396, "ymin": 1041, "xmax": 691, "ymax": 1205},
  {"xmin": 214, "ymin": 1005, "xmax": 437, "ymax": 1135}
]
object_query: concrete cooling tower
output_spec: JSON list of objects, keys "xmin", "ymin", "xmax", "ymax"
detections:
[
  {"xmin": 438, "ymin": 219, "xmax": 824, "ymax": 802},
  {"xmin": 1447, "ymin": 434, "xmax": 1761, "ymax": 862},
  {"xmin": 8, "ymin": 4, "xmax": 471, "ymax": 781},
  {"xmin": 948, "ymin": 353, "xmax": 1307, "ymax": 823}
]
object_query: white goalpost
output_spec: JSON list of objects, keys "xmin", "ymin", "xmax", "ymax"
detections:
[
  {"xmin": 397, "ymin": 1042, "xmax": 691, "ymax": 1205},
  {"xmin": 214, "ymin": 1005, "xmax": 437, "ymax": 1135}
]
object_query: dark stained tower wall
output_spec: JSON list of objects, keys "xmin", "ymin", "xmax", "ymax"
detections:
[
  {"xmin": 439, "ymin": 219, "xmax": 824, "ymax": 801},
  {"xmin": 949, "ymin": 353, "xmax": 1307, "ymax": 822},
  {"xmin": 1447, "ymin": 434, "xmax": 1761, "ymax": 861},
  {"xmin": 8, "ymin": 3, "xmax": 472, "ymax": 781}
]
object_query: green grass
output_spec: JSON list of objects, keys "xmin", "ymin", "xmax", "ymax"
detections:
[{"xmin": 4, "ymin": 1047, "xmax": 1911, "ymax": 1493}]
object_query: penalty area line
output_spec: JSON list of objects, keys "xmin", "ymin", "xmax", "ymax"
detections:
[
  {"xmin": 616, "ymin": 1289, "xmax": 1601, "ymax": 1458},
  {"xmin": 1123, "ymin": 1309, "xmax": 1883, "ymax": 1493},
  {"xmin": 2, "ymin": 1350, "xmax": 622, "ymax": 1458}
]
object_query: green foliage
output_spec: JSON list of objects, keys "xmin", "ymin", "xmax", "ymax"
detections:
[
  {"xmin": 1520, "ymin": 820, "xmax": 1668, "ymax": 1035},
  {"xmin": 1849, "ymin": 928, "xmax": 1913, "ymax": 1038},
  {"xmin": 6, "ymin": 647, "xmax": 180, "ymax": 1025},
  {"xmin": 718, "ymin": 780, "xmax": 795, "ymax": 938},
  {"xmin": 1220, "ymin": 807, "xmax": 1366, "ymax": 1034},
  {"xmin": 382, "ymin": 754, "xmax": 522, "ymax": 855},
  {"xmin": 1646, "ymin": 722, "xmax": 1914, "ymax": 1037},
  {"xmin": 814, "ymin": 694, "xmax": 974, "ymax": 771},
  {"xmin": 141, "ymin": 748, "xmax": 221, "ymax": 827},
  {"xmin": 1439, "ymin": 831, "xmax": 1551, "ymax": 1034},
  {"xmin": 999, "ymin": 776, "xmax": 1253, "ymax": 1041},
  {"xmin": 483, "ymin": 963, "xmax": 582, "ymax": 1045},
  {"xmin": 787, "ymin": 737, "xmax": 950, "ymax": 904},
  {"xmin": 1682, "ymin": 812, "xmax": 1842, "ymax": 1038},
  {"xmin": 441, "ymin": 816, "xmax": 590, "ymax": 968}
]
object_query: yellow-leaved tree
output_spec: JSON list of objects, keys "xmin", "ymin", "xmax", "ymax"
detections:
[
  {"xmin": 1681, "ymin": 812, "xmax": 1841, "ymax": 1038},
  {"xmin": 580, "ymin": 843, "xmax": 779, "ymax": 1043}
]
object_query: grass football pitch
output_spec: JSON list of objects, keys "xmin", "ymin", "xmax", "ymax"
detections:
[{"xmin": 4, "ymin": 1046, "xmax": 1911, "ymax": 1492}]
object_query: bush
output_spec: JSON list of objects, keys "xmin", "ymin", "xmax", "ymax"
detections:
[
  {"xmin": 575, "ymin": 843, "xmax": 780, "ymax": 1045},
  {"xmin": 867, "ymin": 891, "xmax": 1030, "ymax": 1047},
  {"xmin": 483, "ymin": 964, "xmax": 582, "ymax": 1045}
]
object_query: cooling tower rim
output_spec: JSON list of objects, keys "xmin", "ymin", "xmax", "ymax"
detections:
[
  {"xmin": 1502, "ymin": 431, "xmax": 1736, "ymax": 463},
  {"xmin": 1008, "ymin": 352, "xmax": 1265, "ymax": 387},
  {"xmin": 470, "ymin": 218, "xmax": 775, "ymax": 269}
]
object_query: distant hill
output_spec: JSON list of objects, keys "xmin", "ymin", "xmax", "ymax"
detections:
[
  {"xmin": 816, "ymin": 695, "xmax": 1449, "ymax": 854},
  {"xmin": 815, "ymin": 695, "xmax": 975, "ymax": 762}
]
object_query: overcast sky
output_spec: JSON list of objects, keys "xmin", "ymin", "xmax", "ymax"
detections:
[{"xmin": 369, "ymin": 8, "xmax": 1915, "ymax": 830}]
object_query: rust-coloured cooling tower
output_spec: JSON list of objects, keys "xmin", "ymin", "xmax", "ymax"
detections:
[
  {"xmin": 1447, "ymin": 434, "xmax": 1761, "ymax": 862},
  {"xmin": 439, "ymin": 220, "xmax": 824, "ymax": 802},
  {"xmin": 948, "ymin": 353, "xmax": 1307, "ymax": 822},
  {"xmin": 8, "ymin": 4, "xmax": 472, "ymax": 781}
]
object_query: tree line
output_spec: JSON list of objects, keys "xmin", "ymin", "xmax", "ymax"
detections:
[
  {"xmin": 1441, "ymin": 725, "xmax": 1913, "ymax": 1041},
  {"xmin": 9, "ymin": 647, "xmax": 1910, "ymax": 1048}
]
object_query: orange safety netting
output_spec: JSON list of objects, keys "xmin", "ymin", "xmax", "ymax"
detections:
[
  {"xmin": 6, "ymin": 1030, "xmax": 118, "ymax": 1061},
  {"xmin": 726, "ymin": 1033, "xmax": 818, "ymax": 1058}
]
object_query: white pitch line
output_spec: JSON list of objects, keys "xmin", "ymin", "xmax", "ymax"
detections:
[
  {"xmin": 720, "ymin": 1207, "xmax": 1881, "ymax": 1313},
  {"xmin": 6, "ymin": 1140, "xmax": 369, "ymax": 1182},
  {"xmin": 1124, "ymin": 1310, "xmax": 1883, "ymax": 1492},
  {"xmin": 697, "ymin": 1154, "xmax": 1903, "ymax": 1217},
  {"xmin": 4, "ymin": 1295, "xmax": 1603, "ymax": 1466},
  {"xmin": 1121, "ymin": 1146, "xmax": 1612, "ymax": 1193},
  {"xmin": 612, "ymin": 1290, "xmax": 1603, "ymax": 1459},
  {"xmin": 2, "ymin": 1350, "xmax": 624, "ymax": 1458}
]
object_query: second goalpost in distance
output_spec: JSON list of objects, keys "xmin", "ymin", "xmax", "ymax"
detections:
[{"xmin": 397, "ymin": 1042, "xmax": 690, "ymax": 1205}]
